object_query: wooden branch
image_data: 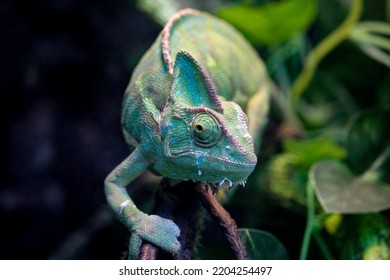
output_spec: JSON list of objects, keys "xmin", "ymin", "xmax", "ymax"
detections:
[
  {"xmin": 195, "ymin": 183, "xmax": 248, "ymax": 260},
  {"xmin": 138, "ymin": 180, "xmax": 248, "ymax": 260},
  {"xmin": 139, "ymin": 243, "xmax": 159, "ymax": 260}
]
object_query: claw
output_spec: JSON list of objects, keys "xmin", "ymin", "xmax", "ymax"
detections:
[{"xmin": 227, "ymin": 178, "xmax": 233, "ymax": 188}]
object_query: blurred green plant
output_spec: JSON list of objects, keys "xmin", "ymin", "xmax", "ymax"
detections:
[
  {"xmin": 291, "ymin": 0, "xmax": 363, "ymax": 105},
  {"xmin": 268, "ymin": 137, "xmax": 347, "ymax": 209},
  {"xmin": 350, "ymin": 21, "xmax": 390, "ymax": 68},
  {"xmin": 311, "ymin": 107, "xmax": 390, "ymax": 214},
  {"xmin": 238, "ymin": 228, "xmax": 289, "ymax": 259},
  {"xmin": 217, "ymin": 0, "xmax": 317, "ymax": 46},
  {"xmin": 337, "ymin": 213, "xmax": 390, "ymax": 260},
  {"xmin": 218, "ymin": 0, "xmax": 390, "ymax": 260},
  {"xmin": 133, "ymin": 0, "xmax": 390, "ymax": 260}
]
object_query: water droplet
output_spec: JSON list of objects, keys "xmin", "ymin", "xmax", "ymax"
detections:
[{"xmin": 225, "ymin": 145, "xmax": 231, "ymax": 153}]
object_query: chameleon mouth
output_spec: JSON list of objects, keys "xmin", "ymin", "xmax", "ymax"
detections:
[
  {"xmin": 164, "ymin": 143, "xmax": 256, "ymax": 188},
  {"xmin": 190, "ymin": 178, "xmax": 248, "ymax": 194},
  {"xmin": 203, "ymin": 178, "xmax": 246, "ymax": 194},
  {"xmin": 206, "ymin": 178, "xmax": 247, "ymax": 188},
  {"xmin": 168, "ymin": 149, "xmax": 257, "ymax": 167}
]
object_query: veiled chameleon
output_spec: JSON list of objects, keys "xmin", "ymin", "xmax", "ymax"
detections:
[{"xmin": 105, "ymin": 8, "xmax": 269, "ymax": 259}]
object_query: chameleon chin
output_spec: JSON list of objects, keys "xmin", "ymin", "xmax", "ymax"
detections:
[{"xmin": 105, "ymin": 8, "xmax": 269, "ymax": 259}]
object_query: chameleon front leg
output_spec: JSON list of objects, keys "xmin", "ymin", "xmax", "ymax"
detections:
[
  {"xmin": 104, "ymin": 147, "xmax": 181, "ymax": 259},
  {"xmin": 247, "ymin": 85, "xmax": 270, "ymax": 154}
]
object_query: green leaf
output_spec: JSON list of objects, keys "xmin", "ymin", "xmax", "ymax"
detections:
[
  {"xmin": 336, "ymin": 213, "xmax": 390, "ymax": 260},
  {"xmin": 350, "ymin": 21, "xmax": 390, "ymax": 65},
  {"xmin": 358, "ymin": 44, "xmax": 390, "ymax": 68},
  {"xmin": 268, "ymin": 138, "xmax": 347, "ymax": 210},
  {"xmin": 268, "ymin": 153, "xmax": 307, "ymax": 209},
  {"xmin": 238, "ymin": 228, "xmax": 289, "ymax": 259},
  {"xmin": 310, "ymin": 160, "xmax": 390, "ymax": 213},
  {"xmin": 283, "ymin": 138, "xmax": 347, "ymax": 171},
  {"xmin": 346, "ymin": 107, "xmax": 390, "ymax": 177},
  {"xmin": 217, "ymin": 0, "xmax": 317, "ymax": 46}
]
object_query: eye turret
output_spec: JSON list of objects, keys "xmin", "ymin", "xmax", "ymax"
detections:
[{"xmin": 190, "ymin": 113, "xmax": 222, "ymax": 147}]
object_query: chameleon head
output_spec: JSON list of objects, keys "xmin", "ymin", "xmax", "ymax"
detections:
[{"xmin": 156, "ymin": 50, "xmax": 257, "ymax": 188}]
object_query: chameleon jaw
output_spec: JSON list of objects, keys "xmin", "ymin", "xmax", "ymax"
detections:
[
  {"xmin": 186, "ymin": 177, "xmax": 248, "ymax": 194},
  {"xmin": 213, "ymin": 177, "xmax": 247, "ymax": 188},
  {"xmin": 206, "ymin": 179, "xmax": 248, "ymax": 194}
]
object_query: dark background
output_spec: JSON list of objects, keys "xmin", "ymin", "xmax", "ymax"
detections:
[{"xmin": 0, "ymin": 0, "xmax": 163, "ymax": 259}]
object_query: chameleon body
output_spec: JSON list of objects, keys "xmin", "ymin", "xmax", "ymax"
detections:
[{"xmin": 105, "ymin": 8, "xmax": 269, "ymax": 259}]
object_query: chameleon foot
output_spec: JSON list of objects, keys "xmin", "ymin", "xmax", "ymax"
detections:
[{"xmin": 128, "ymin": 214, "xmax": 181, "ymax": 259}]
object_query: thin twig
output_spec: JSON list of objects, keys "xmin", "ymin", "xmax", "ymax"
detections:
[
  {"xmin": 291, "ymin": 0, "xmax": 363, "ymax": 105},
  {"xmin": 139, "ymin": 181, "xmax": 248, "ymax": 259},
  {"xmin": 195, "ymin": 183, "xmax": 248, "ymax": 260},
  {"xmin": 300, "ymin": 178, "xmax": 316, "ymax": 259},
  {"xmin": 139, "ymin": 243, "xmax": 159, "ymax": 260}
]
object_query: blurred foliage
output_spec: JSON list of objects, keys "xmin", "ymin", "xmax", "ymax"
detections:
[
  {"xmin": 133, "ymin": 0, "xmax": 390, "ymax": 260},
  {"xmin": 336, "ymin": 213, "xmax": 390, "ymax": 259},
  {"xmin": 238, "ymin": 228, "xmax": 289, "ymax": 259},
  {"xmin": 217, "ymin": 0, "xmax": 317, "ymax": 46},
  {"xmin": 268, "ymin": 137, "xmax": 346, "ymax": 209},
  {"xmin": 345, "ymin": 107, "xmax": 390, "ymax": 176},
  {"xmin": 311, "ymin": 159, "xmax": 390, "ymax": 213}
]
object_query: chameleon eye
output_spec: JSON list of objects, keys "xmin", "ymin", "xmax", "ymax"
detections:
[{"xmin": 190, "ymin": 113, "xmax": 222, "ymax": 147}]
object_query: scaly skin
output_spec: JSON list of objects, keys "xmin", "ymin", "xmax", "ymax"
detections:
[{"xmin": 105, "ymin": 8, "xmax": 270, "ymax": 259}]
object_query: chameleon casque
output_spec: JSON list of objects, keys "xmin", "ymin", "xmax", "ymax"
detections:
[{"xmin": 105, "ymin": 8, "xmax": 269, "ymax": 259}]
